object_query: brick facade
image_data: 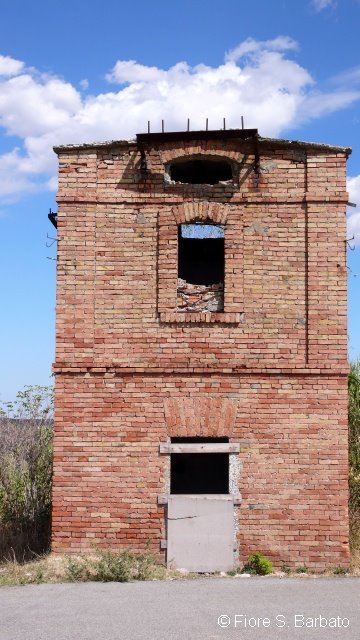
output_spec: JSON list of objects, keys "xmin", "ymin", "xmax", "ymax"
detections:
[{"xmin": 52, "ymin": 131, "xmax": 350, "ymax": 569}]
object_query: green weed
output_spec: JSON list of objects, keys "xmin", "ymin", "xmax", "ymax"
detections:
[{"xmin": 242, "ymin": 553, "xmax": 273, "ymax": 576}]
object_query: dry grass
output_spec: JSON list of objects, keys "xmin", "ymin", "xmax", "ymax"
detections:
[
  {"xmin": 0, "ymin": 550, "xmax": 169, "ymax": 587},
  {"xmin": 350, "ymin": 550, "xmax": 360, "ymax": 576},
  {"xmin": 0, "ymin": 554, "xmax": 62, "ymax": 586},
  {"xmin": 1, "ymin": 548, "xmax": 360, "ymax": 586}
]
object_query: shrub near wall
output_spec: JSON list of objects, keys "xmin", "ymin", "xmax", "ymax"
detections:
[
  {"xmin": 0, "ymin": 386, "xmax": 53, "ymax": 561},
  {"xmin": 349, "ymin": 362, "xmax": 360, "ymax": 551}
]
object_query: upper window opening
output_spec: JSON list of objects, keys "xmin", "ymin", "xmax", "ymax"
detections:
[
  {"xmin": 169, "ymin": 158, "xmax": 233, "ymax": 185},
  {"xmin": 177, "ymin": 222, "xmax": 224, "ymax": 312}
]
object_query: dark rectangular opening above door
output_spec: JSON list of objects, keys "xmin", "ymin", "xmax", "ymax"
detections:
[{"xmin": 170, "ymin": 438, "xmax": 229, "ymax": 495}]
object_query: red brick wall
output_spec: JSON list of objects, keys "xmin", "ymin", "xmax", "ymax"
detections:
[{"xmin": 52, "ymin": 135, "xmax": 350, "ymax": 569}]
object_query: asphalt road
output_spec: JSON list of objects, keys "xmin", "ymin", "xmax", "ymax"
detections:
[{"xmin": 0, "ymin": 577, "xmax": 359, "ymax": 640}]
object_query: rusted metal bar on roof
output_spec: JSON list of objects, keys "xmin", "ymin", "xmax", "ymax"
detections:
[{"xmin": 136, "ymin": 129, "xmax": 258, "ymax": 144}]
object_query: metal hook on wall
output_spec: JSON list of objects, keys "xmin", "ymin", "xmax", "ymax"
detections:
[
  {"xmin": 346, "ymin": 236, "xmax": 355, "ymax": 251},
  {"xmin": 46, "ymin": 233, "xmax": 57, "ymax": 248}
]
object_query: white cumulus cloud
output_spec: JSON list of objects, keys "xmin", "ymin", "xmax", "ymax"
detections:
[
  {"xmin": 106, "ymin": 60, "xmax": 167, "ymax": 84},
  {"xmin": 225, "ymin": 36, "xmax": 298, "ymax": 63},
  {"xmin": 0, "ymin": 74, "xmax": 81, "ymax": 137},
  {"xmin": 311, "ymin": 0, "xmax": 336, "ymax": 11},
  {"xmin": 0, "ymin": 41, "xmax": 359, "ymax": 203},
  {"xmin": 0, "ymin": 54, "xmax": 24, "ymax": 77},
  {"xmin": 0, "ymin": 149, "xmax": 44, "ymax": 201}
]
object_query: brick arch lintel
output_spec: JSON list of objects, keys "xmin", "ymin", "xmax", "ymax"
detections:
[
  {"xmin": 163, "ymin": 397, "xmax": 238, "ymax": 438},
  {"xmin": 172, "ymin": 201, "xmax": 228, "ymax": 225}
]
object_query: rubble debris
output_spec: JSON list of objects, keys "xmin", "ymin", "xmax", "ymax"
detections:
[{"xmin": 177, "ymin": 278, "xmax": 224, "ymax": 312}]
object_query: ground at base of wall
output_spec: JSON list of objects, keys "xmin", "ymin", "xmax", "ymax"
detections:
[{"xmin": 0, "ymin": 551, "xmax": 359, "ymax": 587}]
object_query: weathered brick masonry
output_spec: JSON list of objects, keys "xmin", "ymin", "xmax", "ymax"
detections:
[{"xmin": 52, "ymin": 130, "xmax": 350, "ymax": 569}]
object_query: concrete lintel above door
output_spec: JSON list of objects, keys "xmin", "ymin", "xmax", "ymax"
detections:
[
  {"xmin": 159, "ymin": 443, "xmax": 240, "ymax": 454},
  {"xmin": 157, "ymin": 494, "xmax": 242, "ymax": 505}
]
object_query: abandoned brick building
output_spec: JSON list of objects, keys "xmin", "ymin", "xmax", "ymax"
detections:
[{"xmin": 51, "ymin": 128, "xmax": 350, "ymax": 571}]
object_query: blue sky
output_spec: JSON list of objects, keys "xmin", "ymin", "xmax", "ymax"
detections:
[{"xmin": 1, "ymin": 0, "xmax": 360, "ymax": 401}]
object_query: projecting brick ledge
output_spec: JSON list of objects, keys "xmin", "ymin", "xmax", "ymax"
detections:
[
  {"xmin": 52, "ymin": 364, "xmax": 349, "ymax": 376},
  {"xmin": 159, "ymin": 311, "xmax": 243, "ymax": 323}
]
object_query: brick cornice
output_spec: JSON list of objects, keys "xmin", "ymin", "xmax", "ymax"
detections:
[
  {"xmin": 56, "ymin": 194, "xmax": 349, "ymax": 206},
  {"xmin": 52, "ymin": 363, "xmax": 349, "ymax": 376}
]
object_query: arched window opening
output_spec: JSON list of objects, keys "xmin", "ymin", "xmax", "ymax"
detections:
[
  {"xmin": 169, "ymin": 158, "xmax": 233, "ymax": 185},
  {"xmin": 177, "ymin": 223, "xmax": 224, "ymax": 312}
]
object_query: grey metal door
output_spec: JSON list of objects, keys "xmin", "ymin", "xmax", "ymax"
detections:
[{"xmin": 167, "ymin": 494, "xmax": 234, "ymax": 572}]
